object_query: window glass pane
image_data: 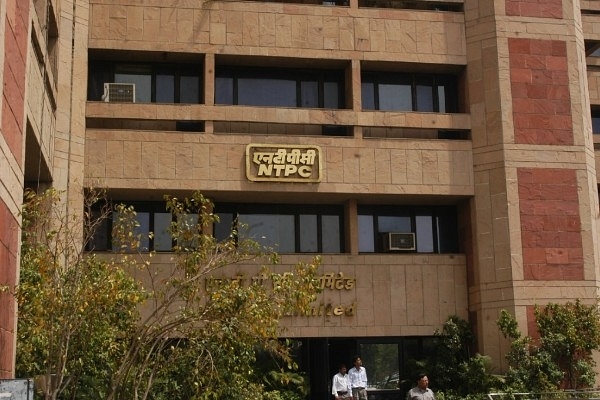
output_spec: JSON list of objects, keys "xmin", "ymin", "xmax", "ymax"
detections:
[
  {"xmin": 437, "ymin": 85, "xmax": 447, "ymax": 113},
  {"xmin": 323, "ymin": 81, "xmax": 340, "ymax": 109},
  {"xmin": 301, "ymin": 81, "xmax": 319, "ymax": 108},
  {"xmin": 415, "ymin": 215, "xmax": 434, "ymax": 253},
  {"xmin": 153, "ymin": 213, "xmax": 172, "ymax": 251},
  {"xmin": 379, "ymin": 83, "xmax": 412, "ymax": 111},
  {"xmin": 180, "ymin": 75, "xmax": 200, "ymax": 104},
  {"xmin": 238, "ymin": 78, "xmax": 296, "ymax": 107},
  {"xmin": 378, "ymin": 216, "xmax": 411, "ymax": 233},
  {"xmin": 214, "ymin": 213, "xmax": 234, "ymax": 242},
  {"xmin": 88, "ymin": 65, "xmax": 112, "ymax": 101},
  {"xmin": 402, "ymin": 338, "xmax": 424, "ymax": 378},
  {"xmin": 360, "ymin": 343, "xmax": 399, "ymax": 390},
  {"xmin": 177, "ymin": 213, "xmax": 199, "ymax": 249},
  {"xmin": 156, "ymin": 74, "xmax": 175, "ymax": 103},
  {"xmin": 361, "ymin": 82, "xmax": 375, "ymax": 110},
  {"xmin": 358, "ymin": 215, "xmax": 375, "ymax": 252},
  {"xmin": 299, "ymin": 214, "xmax": 318, "ymax": 252},
  {"xmin": 137, "ymin": 212, "xmax": 150, "ymax": 252},
  {"xmin": 239, "ymin": 214, "xmax": 295, "ymax": 252},
  {"xmin": 436, "ymin": 212, "xmax": 458, "ymax": 253},
  {"xmin": 115, "ymin": 66, "xmax": 152, "ymax": 103},
  {"xmin": 321, "ymin": 215, "xmax": 341, "ymax": 253},
  {"xmin": 113, "ymin": 211, "xmax": 150, "ymax": 252},
  {"xmin": 87, "ymin": 211, "xmax": 109, "ymax": 251},
  {"xmin": 593, "ymin": 116, "xmax": 600, "ymax": 133},
  {"xmin": 215, "ymin": 77, "xmax": 234, "ymax": 104},
  {"xmin": 416, "ymin": 84, "xmax": 434, "ymax": 112}
]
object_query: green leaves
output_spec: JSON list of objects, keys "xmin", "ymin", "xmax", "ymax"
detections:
[
  {"xmin": 16, "ymin": 189, "xmax": 145, "ymax": 400},
  {"xmin": 497, "ymin": 300, "xmax": 600, "ymax": 392},
  {"xmin": 17, "ymin": 189, "xmax": 321, "ymax": 400},
  {"xmin": 105, "ymin": 192, "xmax": 321, "ymax": 400},
  {"xmin": 427, "ymin": 315, "xmax": 501, "ymax": 399}
]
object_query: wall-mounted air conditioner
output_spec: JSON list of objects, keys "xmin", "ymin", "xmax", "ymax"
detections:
[
  {"xmin": 383, "ymin": 232, "xmax": 416, "ymax": 251},
  {"xmin": 102, "ymin": 83, "xmax": 135, "ymax": 102}
]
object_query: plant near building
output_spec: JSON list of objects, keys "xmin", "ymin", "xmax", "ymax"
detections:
[
  {"xmin": 105, "ymin": 192, "xmax": 322, "ymax": 400},
  {"xmin": 536, "ymin": 300, "xmax": 600, "ymax": 389},
  {"xmin": 497, "ymin": 300, "xmax": 600, "ymax": 393},
  {"xmin": 16, "ymin": 188, "xmax": 144, "ymax": 400},
  {"xmin": 427, "ymin": 315, "xmax": 501, "ymax": 400},
  {"xmin": 16, "ymin": 189, "xmax": 322, "ymax": 400}
]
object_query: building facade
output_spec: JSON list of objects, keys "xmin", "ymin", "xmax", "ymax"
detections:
[
  {"xmin": 0, "ymin": 0, "xmax": 83, "ymax": 378},
  {"xmin": 3, "ymin": 0, "xmax": 600, "ymax": 397}
]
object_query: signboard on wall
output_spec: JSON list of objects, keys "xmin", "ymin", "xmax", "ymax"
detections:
[{"xmin": 245, "ymin": 144, "xmax": 322, "ymax": 183}]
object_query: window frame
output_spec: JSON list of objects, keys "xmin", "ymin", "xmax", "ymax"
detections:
[
  {"xmin": 86, "ymin": 201, "xmax": 175, "ymax": 253},
  {"xmin": 88, "ymin": 61, "xmax": 203, "ymax": 104},
  {"xmin": 592, "ymin": 108, "xmax": 600, "ymax": 134},
  {"xmin": 215, "ymin": 66, "xmax": 346, "ymax": 109},
  {"xmin": 361, "ymin": 72, "xmax": 458, "ymax": 113},
  {"xmin": 357, "ymin": 205, "xmax": 459, "ymax": 254},
  {"xmin": 214, "ymin": 203, "xmax": 346, "ymax": 254}
]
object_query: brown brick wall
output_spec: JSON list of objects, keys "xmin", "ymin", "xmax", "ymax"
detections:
[
  {"xmin": 509, "ymin": 38, "xmax": 572, "ymax": 145},
  {"xmin": 506, "ymin": 0, "xmax": 563, "ymax": 18},
  {"xmin": 518, "ymin": 168, "xmax": 584, "ymax": 281}
]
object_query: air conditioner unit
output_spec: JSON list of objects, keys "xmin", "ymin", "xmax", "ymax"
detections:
[
  {"xmin": 383, "ymin": 232, "xmax": 415, "ymax": 251},
  {"xmin": 102, "ymin": 83, "xmax": 135, "ymax": 102}
]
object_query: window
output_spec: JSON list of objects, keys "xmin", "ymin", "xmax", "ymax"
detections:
[
  {"xmin": 358, "ymin": 205, "xmax": 459, "ymax": 253},
  {"xmin": 215, "ymin": 204, "xmax": 344, "ymax": 253},
  {"xmin": 361, "ymin": 72, "xmax": 458, "ymax": 113},
  {"xmin": 88, "ymin": 62, "xmax": 202, "ymax": 104},
  {"xmin": 592, "ymin": 109, "xmax": 600, "ymax": 133},
  {"xmin": 88, "ymin": 202, "xmax": 345, "ymax": 254},
  {"xmin": 215, "ymin": 66, "xmax": 345, "ymax": 109},
  {"xmin": 87, "ymin": 202, "xmax": 173, "ymax": 252},
  {"xmin": 358, "ymin": 0, "xmax": 463, "ymax": 11},
  {"xmin": 358, "ymin": 338, "xmax": 437, "ymax": 391}
]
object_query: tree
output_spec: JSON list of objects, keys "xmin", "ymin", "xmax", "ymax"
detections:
[
  {"xmin": 426, "ymin": 315, "xmax": 501, "ymax": 400},
  {"xmin": 105, "ymin": 192, "xmax": 322, "ymax": 400},
  {"xmin": 535, "ymin": 300, "xmax": 600, "ymax": 389},
  {"xmin": 497, "ymin": 300, "xmax": 600, "ymax": 392},
  {"xmin": 15, "ymin": 189, "xmax": 322, "ymax": 400},
  {"xmin": 16, "ymin": 188, "xmax": 144, "ymax": 400}
]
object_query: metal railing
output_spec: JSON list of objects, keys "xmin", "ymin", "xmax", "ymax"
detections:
[{"xmin": 488, "ymin": 390, "xmax": 600, "ymax": 400}]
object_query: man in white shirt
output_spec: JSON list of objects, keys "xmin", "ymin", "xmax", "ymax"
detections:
[
  {"xmin": 331, "ymin": 364, "xmax": 352, "ymax": 400},
  {"xmin": 348, "ymin": 356, "xmax": 368, "ymax": 400}
]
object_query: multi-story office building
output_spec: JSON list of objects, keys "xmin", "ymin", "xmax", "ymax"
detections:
[{"xmin": 3, "ymin": 0, "xmax": 600, "ymax": 397}]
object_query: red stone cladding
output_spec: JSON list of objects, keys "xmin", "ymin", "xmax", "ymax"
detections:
[
  {"xmin": 526, "ymin": 305, "xmax": 541, "ymax": 340},
  {"xmin": 1, "ymin": 0, "xmax": 29, "ymax": 379},
  {"xmin": 509, "ymin": 38, "xmax": 573, "ymax": 145},
  {"xmin": 518, "ymin": 168, "xmax": 583, "ymax": 281},
  {"xmin": 506, "ymin": 0, "xmax": 563, "ymax": 18},
  {"xmin": 2, "ymin": 0, "xmax": 29, "ymax": 166}
]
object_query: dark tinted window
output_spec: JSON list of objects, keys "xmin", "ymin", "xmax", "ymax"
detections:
[
  {"xmin": 215, "ymin": 204, "xmax": 344, "ymax": 254},
  {"xmin": 215, "ymin": 66, "xmax": 345, "ymax": 109},
  {"xmin": 362, "ymin": 72, "xmax": 458, "ymax": 113},
  {"xmin": 88, "ymin": 62, "xmax": 203, "ymax": 104},
  {"xmin": 358, "ymin": 205, "xmax": 459, "ymax": 253}
]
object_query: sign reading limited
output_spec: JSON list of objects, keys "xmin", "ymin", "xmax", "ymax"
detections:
[
  {"xmin": 206, "ymin": 272, "xmax": 356, "ymax": 318},
  {"xmin": 246, "ymin": 144, "xmax": 322, "ymax": 182}
]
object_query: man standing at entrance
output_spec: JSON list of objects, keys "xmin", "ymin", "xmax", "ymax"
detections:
[
  {"xmin": 332, "ymin": 363, "xmax": 351, "ymax": 400},
  {"xmin": 348, "ymin": 356, "xmax": 368, "ymax": 400}
]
